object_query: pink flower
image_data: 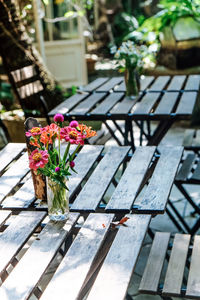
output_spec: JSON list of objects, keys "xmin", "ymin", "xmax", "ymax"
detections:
[
  {"xmin": 54, "ymin": 114, "xmax": 64, "ymax": 123},
  {"xmin": 29, "ymin": 149, "xmax": 49, "ymax": 171},
  {"xmin": 70, "ymin": 161, "xmax": 75, "ymax": 168},
  {"xmin": 26, "ymin": 127, "xmax": 42, "ymax": 137},
  {"xmin": 60, "ymin": 126, "xmax": 84, "ymax": 145},
  {"xmin": 55, "ymin": 166, "xmax": 60, "ymax": 172},
  {"xmin": 69, "ymin": 120, "xmax": 79, "ymax": 128}
]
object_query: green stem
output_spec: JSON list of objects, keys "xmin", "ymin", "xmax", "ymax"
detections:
[
  {"xmin": 70, "ymin": 143, "xmax": 81, "ymax": 161},
  {"xmin": 63, "ymin": 142, "xmax": 70, "ymax": 164},
  {"xmin": 58, "ymin": 127, "xmax": 61, "ymax": 164}
]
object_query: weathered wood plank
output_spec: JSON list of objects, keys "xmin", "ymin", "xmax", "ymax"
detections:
[
  {"xmin": 71, "ymin": 146, "xmax": 130, "ymax": 211},
  {"xmin": 110, "ymin": 96, "xmax": 138, "ymax": 114},
  {"xmin": 192, "ymin": 130, "xmax": 200, "ymax": 147},
  {"xmin": 87, "ymin": 214, "xmax": 151, "ymax": 300},
  {"xmin": 183, "ymin": 129, "xmax": 196, "ymax": 147},
  {"xmin": 0, "ymin": 210, "xmax": 12, "ymax": 228},
  {"xmin": 184, "ymin": 75, "xmax": 200, "ymax": 91},
  {"xmin": 163, "ymin": 233, "xmax": 190, "ymax": 297},
  {"xmin": 2, "ymin": 177, "xmax": 35, "ymax": 209},
  {"xmin": 11, "ymin": 65, "xmax": 36, "ymax": 82},
  {"xmin": 0, "ymin": 211, "xmax": 46, "ymax": 276},
  {"xmin": 40, "ymin": 213, "xmax": 114, "ymax": 300},
  {"xmin": 0, "ymin": 143, "xmax": 25, "ymax": 174},
  {"xmin": 154, "ymin": 92, "xmax": 179, "ymax": 115},
  {"xmin": 191, "ymin": 160, "xmax": 200, "ymax": 181},
  {"xmin": 81, "ymin": 77, "xmax": 109, "ymax": 92},
  {"xmin": 48, "ymin": 93, "xmax": 88, "ymax": 116},
  {"xmin": 186, "ymin": 235, "xmax": 200, "ymax": 298},
  {"xmin": 134, "ymin": 146, "xmax": 183, "ymax": 213},
  {"xmin": 69, "ymin": 93, "xmax": 106, "ymax": 116},
  {"xmin": 68, "ymin": 145, "xmax": 104, "ymax": 198},
  {"xmin": 139, "ymin": 232, "xmax": 170, "ymax": 294},
  {"xmin": 175, "ymin": 154, "xmax": 196, "ymax": 181},
  {"xmin": 91, "ymin": 92, "xmax": 123, "ymax": 115},
  {"xmin": 140, "ymin": 76, "xmax": 155, "ymax": 91},
  {"xmin": 176, "ymin": 92, "xmax": 197, "ymax": 116},
  {"xmin": 166, "ymin": 75, "xmax": 186, "ymax": 91},
  {"xmin": 17, "ymin": 80, "xmax": 43, "ymax": 98},
  {"xmin": 133, "ymin": 92, "xmax": 161, "ymax": 115},
  {"xmin": 96, "ymin": 77, "xmax": 123, "ymax": 92},
  {"xmin": 148, "ymin": 76, "xmax": 170, "ymax": 91},
  {"xmin": 106, "ymin": 146, "xmax": 156, "ymax": 211},
  {"xmin": 0, "ymin": 213, "xmax": 79, "ymax": 300},
  {"xmin": 0, "ymin": 152, "xmax": 30, "ymax": 203}
]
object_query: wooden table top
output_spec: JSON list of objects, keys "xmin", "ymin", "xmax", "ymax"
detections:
[
  {"xmin": 0, "ymin": 142, "xmax": 184, "ymax": 299},
  {"xmin": 48, "ymin": 75, "xmax": 200, "ymax": 121},
  {"xmin": 0, "ymin": 143, "xmax": 183, "ymax": 215},
  {"xmin": 0, "ymin": 210, "xmax": 151, "ymax": 300}
]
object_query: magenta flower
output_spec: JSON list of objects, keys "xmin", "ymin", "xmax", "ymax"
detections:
[
  {"xmin": 60, "ymin": 126, "xmax": 84, "ymax": 145},
  {"xmin": 54, "ymin": 114, "xmax": 64, "ymax": 123},
  {"xmin": 70, "ymin": 161, "xmax": 75, "ymax": 168},
  {"xmin": 26, "ymin": 127, "xmax": 42, "ymax": 137},
  {"xmin": 29, "ymin": 149, "xmax": 49, "ymax": 171},
  {"xmin": 55, "ymin": 166, "xmax": 60, "ymax": 172},
  {"xmin": 69, "ymin": 120, "xmax": 79, "ymax": 128}
]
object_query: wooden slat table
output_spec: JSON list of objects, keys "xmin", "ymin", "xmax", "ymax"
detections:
[
  {"xmin": 0, "ymin": 143, "xmax": 184, "ymax": 299},
  {"xmin": 0, "ymin": 143, "xmax": 183, "ymax": 215},
  {"xmin": 48, "ymin": 75, "xmax": 200, "ymax": 149}
]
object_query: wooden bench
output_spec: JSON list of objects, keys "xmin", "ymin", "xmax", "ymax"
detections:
[
  {"xmin": 139, "ymin": 232, "xmax": 200, "ymax": 299},
  {"xmin": 0, "ymin": 211, "xmax": 151, "ymax": 300}
]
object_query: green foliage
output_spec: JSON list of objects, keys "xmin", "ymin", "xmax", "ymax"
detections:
[
  {"xmin": 112, "ymin": 12, "xmax": 139, "ymax": 46},
  {"xmin": 0, "ymin": 82, "xmax": 14, "ymax": 112},
  {"xmin": 139, "ymin": 0, "xmax": 200, "ymax": 37}
]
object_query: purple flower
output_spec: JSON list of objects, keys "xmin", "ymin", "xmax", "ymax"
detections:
[
  {"xmin": 70, "ymin": 161, "xmax": 75, "ymax": 168},
  {"xmin": 55, "ymin": 166, "xmax": 60, "ymax": 172},
  {"xmin": 69, "ymin": 120, "xmax": 79, "ymax": 128},
  {"xmin": 54, "ymin": 114, "xmax": 64, "ymax": 123}
]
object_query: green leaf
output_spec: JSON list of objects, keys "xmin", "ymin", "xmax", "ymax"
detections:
[{"xmin": 64, "ymin": 11, "xmax": 75, "ymax": 18}]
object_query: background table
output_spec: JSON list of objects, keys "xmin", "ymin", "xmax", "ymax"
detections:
[
  {"xmin": 48, "ymin": 75, "xmax": 200, "ymax": 149},
  {"xmin": 0, "ymin": 143, "xmax": 183, "ymax": 216}
]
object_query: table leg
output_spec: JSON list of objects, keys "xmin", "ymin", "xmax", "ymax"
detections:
[
  {"xmin": 147, "ymin": 120, "xmax": 174, "ymax": 146},
  {"xmin": 103, "ymin": 121, "xmax": 123, "ymax": 146}
]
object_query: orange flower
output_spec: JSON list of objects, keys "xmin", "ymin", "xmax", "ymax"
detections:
[
  {"xmin": 78, "ymin": 124, "xmax": 97, "ymax": 139},
  {"xmin": 40, "ymin": 124, "xmax": 59, "ymax": 145},
  {"xmin": 30, "ymin": 137, "xmax": 40, "ymax": 148}
]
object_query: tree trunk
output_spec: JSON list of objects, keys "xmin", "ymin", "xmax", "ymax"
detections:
[{"xmin": 0, "ymin": 0, "xmax": 63, "ymax": 111}]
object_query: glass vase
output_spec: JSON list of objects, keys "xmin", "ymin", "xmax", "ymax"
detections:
[
  {"xmin": 46, "ymin": 177, "xmax": 69, "ymax": 222},
  {"xmin": 124, "ymin": 68, "xmax": 140, "ymax": 97}
]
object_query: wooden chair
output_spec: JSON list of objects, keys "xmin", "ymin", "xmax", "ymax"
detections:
[
  {"xmin": 139, "ymin": 232, "xmax": 200, "ymax": 299},
  {"xmin": 159, "ymin": 129, "xmax": 200, "ymax": 235},
  {"xmin": 8, "ymin": 64, "xmax": 51, "ymax": 124}
]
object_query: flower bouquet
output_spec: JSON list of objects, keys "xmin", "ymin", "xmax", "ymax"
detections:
[
  {"xmin": 111, "ymin": 41, "xmax": 147, "ymax": 97},
  {"xmin": 26, "ymin": 114, "xmax": 97, "ymax": 221}
]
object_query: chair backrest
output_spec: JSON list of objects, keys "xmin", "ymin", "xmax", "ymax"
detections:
[{"xmin": 8, "ymin": 64, "xmax": 50, "ymax": 123}]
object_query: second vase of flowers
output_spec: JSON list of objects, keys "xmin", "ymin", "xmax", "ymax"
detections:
[{"xmin": 111, "ymin": 40, "xmax": 147, "ymax": 97}]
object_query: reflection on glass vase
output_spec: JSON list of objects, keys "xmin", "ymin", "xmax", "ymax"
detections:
[
  {"xmin": 124, "ymin": 68, "xmax": 140, "ymax": 97},
  {"xmin": 47, "ymin": 177, "xmax": 69, "ymax": 222}
]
